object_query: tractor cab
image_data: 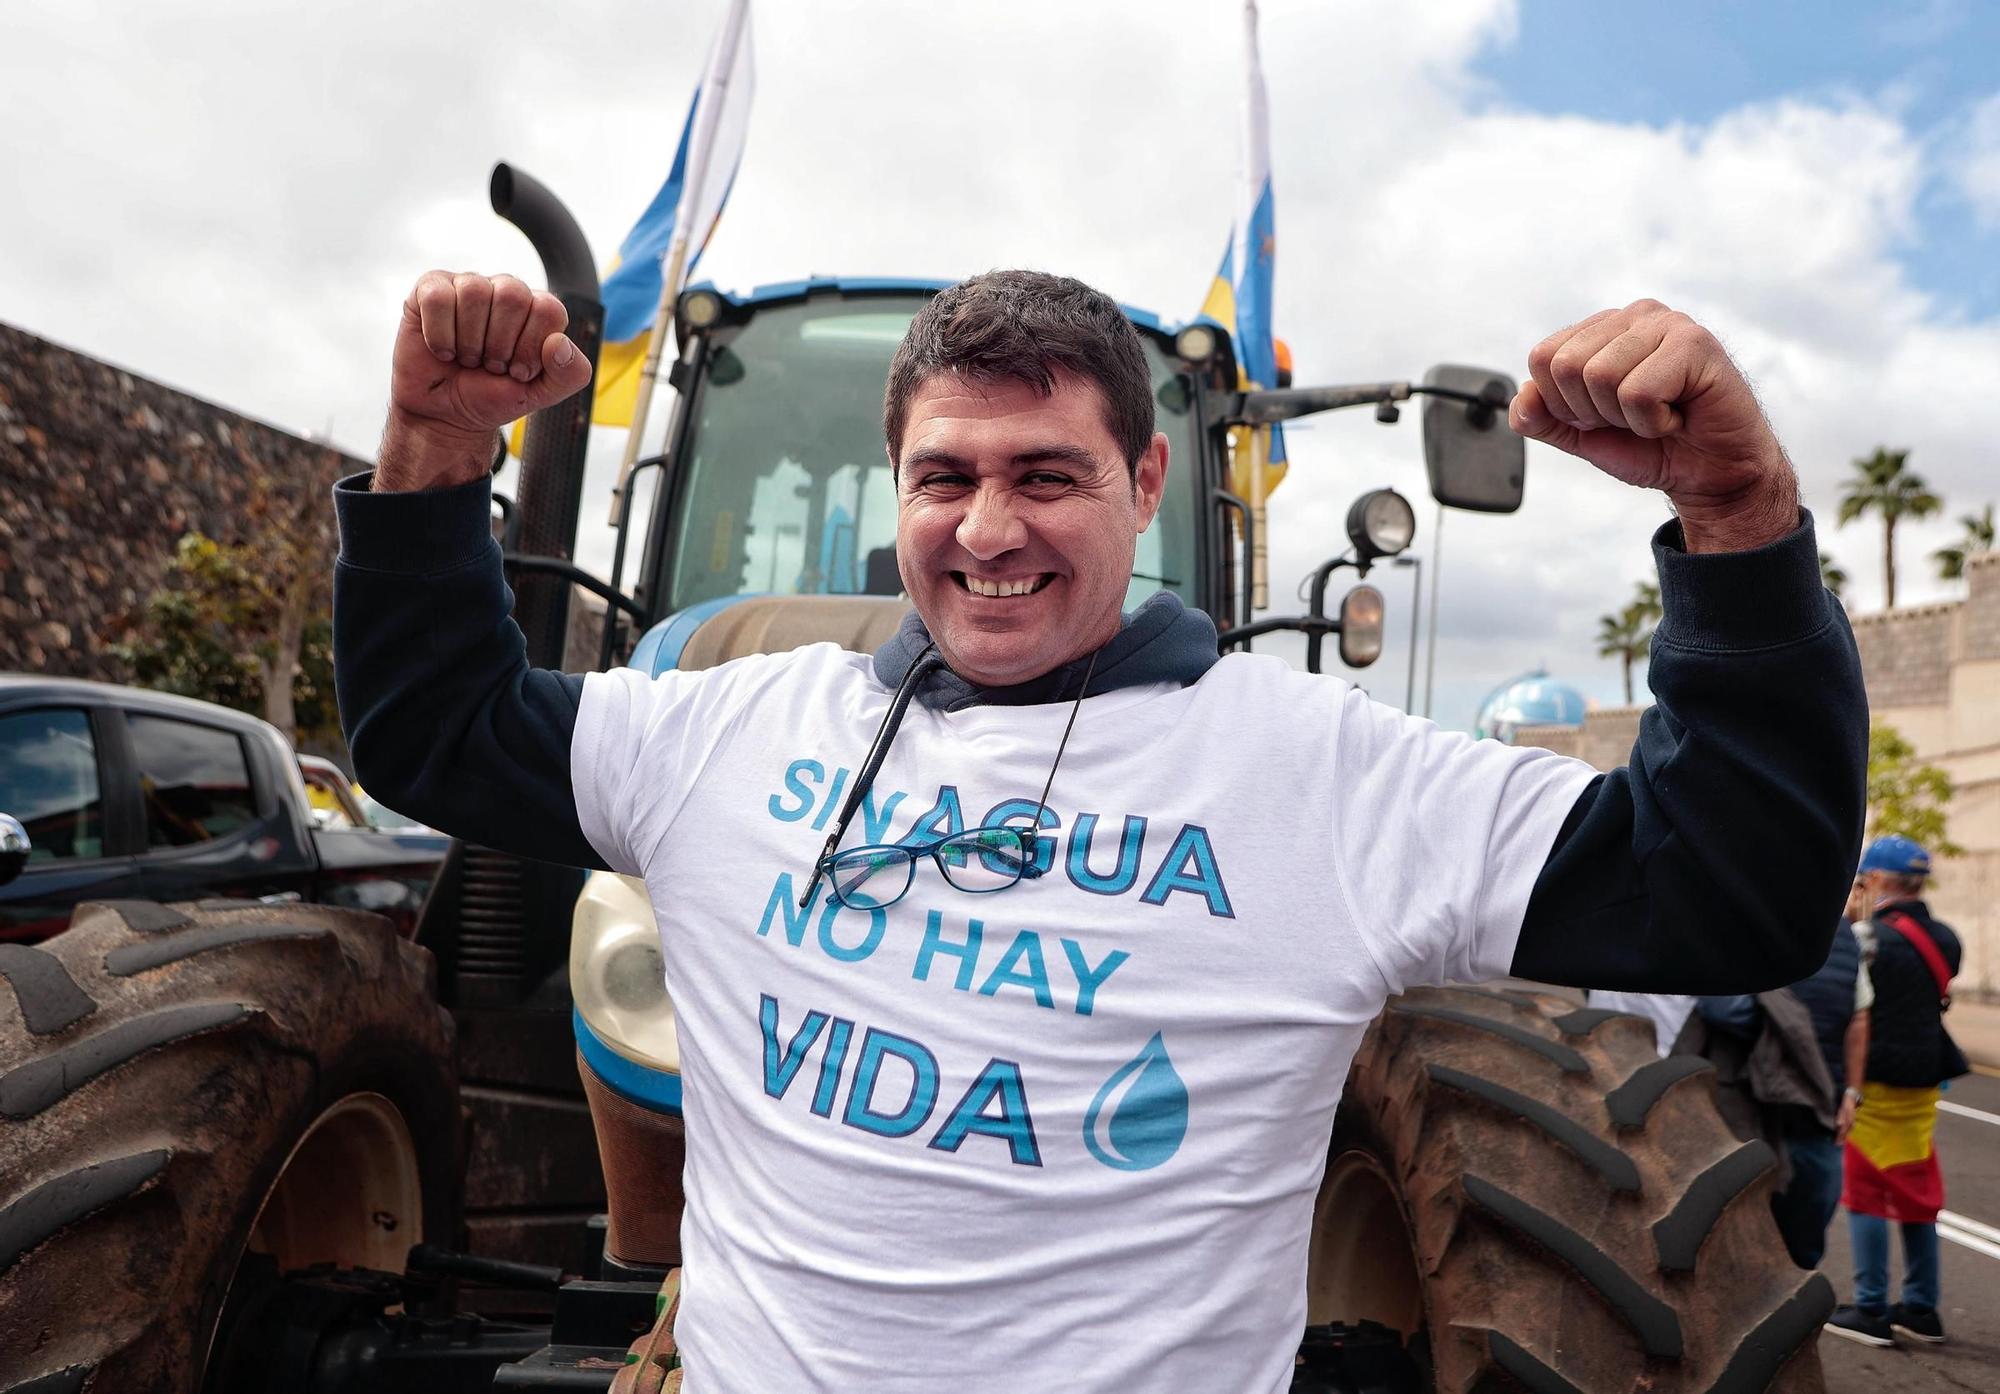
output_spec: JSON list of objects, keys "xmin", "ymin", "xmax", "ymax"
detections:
[{"xmin": 586, "ymin": 276, "xmax": 1523, "ymax": 680}]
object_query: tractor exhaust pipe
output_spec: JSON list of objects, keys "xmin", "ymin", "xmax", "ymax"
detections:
[{"xmin": 490, "ymin": 162, "xmax": 604, "ymax": 669}]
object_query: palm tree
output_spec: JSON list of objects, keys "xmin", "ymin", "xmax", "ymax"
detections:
[
  {"xmin": 1836, "ymin": 448, "xmax": 1941, "ymax": 609},
  {"xmin": 1596, "ymin": 603, "xmax": 1652, "ymax": 706},
  {"xmin": 1819, "ymin": 552, "xmax": 1848, "ymax": 599},
  {"xmin": 1631, "ymin": 580, "xmax": 1662, "ymax": 624},
  {"xmin": 1932, "ymin": 503, "xmax": 1995, "ymax": 582}
]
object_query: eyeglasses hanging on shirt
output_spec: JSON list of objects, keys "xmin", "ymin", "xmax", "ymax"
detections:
[{"xmin": 799, "ymin": 646, "xmax": 1099, "ymax": 912}]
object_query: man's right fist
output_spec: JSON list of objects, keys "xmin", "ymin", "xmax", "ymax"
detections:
[{"xmin": 375, "ymin": 271, "xmax": 593, "ymax": 492}]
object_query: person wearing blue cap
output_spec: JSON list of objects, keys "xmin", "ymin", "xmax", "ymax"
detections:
[{"xmin": 1825, "ymin": 835, "xmax": 1968, "ymax": 1348}]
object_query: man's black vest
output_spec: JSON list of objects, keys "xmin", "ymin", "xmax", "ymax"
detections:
[
  {"xmin": 1793, "ymin": 920, "xmax": 1863, "ymax": 1093},
  {"xmin": 1864, "ymin": 899, "xmax": 1969, "ymax": 1089}
]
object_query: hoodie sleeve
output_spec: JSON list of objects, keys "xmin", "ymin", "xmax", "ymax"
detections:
[
  {"xmin": 332, "ymin": 471, "xmax": 609, "ymax": 871},
  {"xmin": 1509, "ymin": 512, "xmax": 1868, "ymax": 994}
]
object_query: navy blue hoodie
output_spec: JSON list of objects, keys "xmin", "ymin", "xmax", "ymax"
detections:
[{"xmin": 334, "ymin": 472, "xmax": 1867, "ymax": 992}]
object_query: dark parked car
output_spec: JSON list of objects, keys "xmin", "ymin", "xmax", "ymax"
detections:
[{"xmin": 0, "ymin": 675, "xmax": 444, "ymax": 941}]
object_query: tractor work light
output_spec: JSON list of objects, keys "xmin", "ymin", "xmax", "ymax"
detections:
[
  {"xmin": 1339, "ymin": 585, "xmax": 1386, "ymax": 668},
  {"xmin": 1175, "ymin": 324, "xmax": 1218, "ymax": 365},
  {"xmin": 1346, "ymin": 488, "xmax": 1416, "ymax": 563},
  {"xmin": 680, "ymin": 289, "xmax": 724, "ymax": 330}
]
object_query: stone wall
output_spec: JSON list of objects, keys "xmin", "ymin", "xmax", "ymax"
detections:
[
  {"xmin": 1849, "ymin": 601, "xmax": 1956, "ymax": 709},
  {"xmin": 1516, "ymin": 707, "xmax": 1643, "ymax": 773},
  {"xmin": 0, "ymin": 320, "xmax": 366, "ymax": 680},
  {"xmin": 1966, "ymin": 550, "xmax": 2000, "ymax": 662}
]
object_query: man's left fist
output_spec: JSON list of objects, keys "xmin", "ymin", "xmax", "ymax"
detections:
[{"xmin": 1509, "ymin": 299, "xmax": 1799, "ymax": 553}]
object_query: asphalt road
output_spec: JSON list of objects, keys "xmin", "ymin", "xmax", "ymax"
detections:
[{"xmin": 1818, "ymin": 1066, "xmax": 2000, "ymax": 1393}]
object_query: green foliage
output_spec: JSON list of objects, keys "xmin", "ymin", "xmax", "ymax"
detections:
[
  {"xmin": 110, "ymin": 532, "xmax": 341, "ymax": 749},
  {"xmin": 1932, "ymin": 503, "xmax": 1995, "ymax": 582},
  {"xmin": 1819, "ymin": 552, "xmax": 1847, "ymax": 598},
  {"xmin": 1866, "ymin": 720, "xmax": 1963, "ymax": 858}
]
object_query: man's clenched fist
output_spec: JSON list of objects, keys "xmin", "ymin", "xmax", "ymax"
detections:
[
  {"xmin": 375, "ymin": 271, "xmax": 593, "ymax": 492},
  {"xmin": 1508, "ymin": 299, "xmax": 1799, "ymax": 553}
]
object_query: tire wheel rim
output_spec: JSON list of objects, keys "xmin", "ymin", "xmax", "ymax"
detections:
[
  {"xmin": 203, "ymin": 1091, "xmax": 424, "ymax": 1375},
  {"xmin": 1307, "ymin": 1147, "xmax": 1425, "ymax": 1335},
  {"xmin": 245, "ymin": 1091, "xmax": 423, "ymax": 1273}
]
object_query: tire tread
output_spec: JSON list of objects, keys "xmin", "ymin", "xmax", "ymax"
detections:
[
  {"xmin": 0, "ymin": 946, "xmax": 96, "ymax": 1036},
  {"xmin": 0, "ymin": 1150, "xmax": 169, "ymax": 1272}
]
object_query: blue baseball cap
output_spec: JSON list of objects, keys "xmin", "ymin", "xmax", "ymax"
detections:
[{"xmin": 1860, "ymin": 835, "xmax": 1931, "ymax": 877}]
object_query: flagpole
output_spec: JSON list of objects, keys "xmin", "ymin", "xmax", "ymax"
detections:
[
  {"xmin": 1240, "ymin": 0, "xmax": 1271, "ymax": 611},
  {"xmin": 1249, "ymin": 430, "xmax": 1269, "ymax": 610},
  {"xmin": 608, "ymin": 0, "xmax": 750, "ymax": 525}
]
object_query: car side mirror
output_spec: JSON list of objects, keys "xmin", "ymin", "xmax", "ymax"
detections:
[
  {"xmin": 0, "ymin": 813, "xmax": 30, "ymax": 887},
  {"xmin": 1421, "ymin": 365, "xmax": 1524, "ymax": 513}
]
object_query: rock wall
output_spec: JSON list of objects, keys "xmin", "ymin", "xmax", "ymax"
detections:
[{"xmin": 0, "ymin": 320, "xmax": 367, "ymax": 680}]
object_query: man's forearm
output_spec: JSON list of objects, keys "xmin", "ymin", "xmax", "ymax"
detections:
[
  {"xmin": 373, "ymin": 412, "xmax": 497, "ymax": 493},
  {"xmin": 1674, "ymin": 469, "xmax": 1801, "ymax": 555},
  {"xmin": 333, "ymin": 471, "xmax": 606, "ymax": 870},
  {"xmin": 1512, "ymin": 512, "xmax": 1867, "ymax": 993}
]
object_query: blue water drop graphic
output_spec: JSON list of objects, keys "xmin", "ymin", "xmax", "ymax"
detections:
[{"xmin": 1084, "ymin": 1032, "xmax": 1188, "ymax": 1171}]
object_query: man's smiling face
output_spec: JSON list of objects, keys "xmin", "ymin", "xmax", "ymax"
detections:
[{"xmin": 894, "ymin": 371, "xmax": 1168, "ymax": 688}]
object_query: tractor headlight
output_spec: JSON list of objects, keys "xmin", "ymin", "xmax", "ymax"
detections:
[
  {"xmin": 1346, "ymin": 488, "xmax": 1415, "ymax": 563},
  {"xmin": 570, "ymin": 871, "xmax": 681, "ymax": 1075},
  {"xmin": 1175, "ymin": 324, "xmax": 1218, "ymax": 365},
  {"xmin": 679, "ymin": 289, "xmax": 724, "ymax": 330}
]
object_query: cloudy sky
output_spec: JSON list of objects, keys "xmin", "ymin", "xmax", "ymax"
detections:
[{"xmin": 7, "ymin": 0, "xmax": 2000, "ymax": 729}]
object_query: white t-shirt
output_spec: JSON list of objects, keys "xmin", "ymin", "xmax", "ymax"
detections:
[{"xmin": 572, "ymin": 644, "xmax": 1596, "ymax": 1393}]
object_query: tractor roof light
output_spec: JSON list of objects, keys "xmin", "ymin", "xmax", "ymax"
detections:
[
  {"xmin": 680, "ymin": 288, "xmax": 724, "ymax": 330},
  {"xmin": 1346, "ymin": 488, "xmax": 1416, "ymax": 564},
  {"xmin": 1338, "ymin": 585, "xmax": 1386, "ymax": 669},
  {"xmin": 1175, "ymin": 324, "xmax": 1218, "ymax": 365}
]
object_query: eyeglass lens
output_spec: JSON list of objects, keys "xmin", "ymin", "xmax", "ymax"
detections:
[{"xmin": 825, "ymin": 827, "xmax": 1037, "ymax": 908}]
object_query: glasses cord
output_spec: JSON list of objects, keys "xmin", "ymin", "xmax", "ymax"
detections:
[
  {"xmin": 1029, "ymin": 648, "xmax": 1099, "ymax": 835},
  {"xmin": 801, "ymin": 644, "xmax": 1102, "ymax": 908},
  {"xmin": 800, "ymin": 643, "xmax": 944, "ymax": 908}
]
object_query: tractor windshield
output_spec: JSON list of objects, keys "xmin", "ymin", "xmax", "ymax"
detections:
[{"xmin": 658, "ymin": 294, "xmax": 1197, "ymax": 615}]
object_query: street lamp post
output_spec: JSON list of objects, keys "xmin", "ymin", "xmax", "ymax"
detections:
[
  {"xmin": 1392, "ymin": 554, "xmax": 1421, "ymax": 713},
  {"xmin": 1423, "ymin": 502, "xmax": 1448, "ymax": 719}
]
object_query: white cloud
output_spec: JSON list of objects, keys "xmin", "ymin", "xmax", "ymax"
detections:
[
  {"xmin": 4, "ymin": 0, "xmax": 1998, "ymax": 729},
  {"xmin": 1955, "ymin": 92, "xmax": 2000, "ymax": 230}
]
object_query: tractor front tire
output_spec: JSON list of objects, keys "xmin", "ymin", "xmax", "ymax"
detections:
[
  {"xmin": 0, "ymin": 900, "xmax": 458, "ymax": 1394},
  {"xmin": 1312, "ymin": 985, "xmax": 1832, "ymax": 1392}
]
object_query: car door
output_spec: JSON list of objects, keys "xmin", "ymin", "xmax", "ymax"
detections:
[
  {"xmin": 0, "ymin": 705, "xmax": 142, "ymax": 942},
  {"xmin": 123, "ymin": 709, "xmax": 314, "ymax": 903}
]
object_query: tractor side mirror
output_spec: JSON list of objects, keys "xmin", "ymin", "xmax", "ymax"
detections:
[
  {"xmin": 0, "ymin": 813, "xmax": 30, "ymax": 887},
  {"xmin": 1421, "ymin": 366, "xmax": 1525, "ymax": 514}
]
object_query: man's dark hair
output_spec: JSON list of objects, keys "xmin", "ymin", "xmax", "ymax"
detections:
[{"xmin": 883, "ymin": 269, "xmax": 1155, "ymax": 473}]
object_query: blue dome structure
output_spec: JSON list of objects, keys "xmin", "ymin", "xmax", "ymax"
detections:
[{"xmin": 1474, "ymin": 670, "xmax": 1588, "ymax": 744}]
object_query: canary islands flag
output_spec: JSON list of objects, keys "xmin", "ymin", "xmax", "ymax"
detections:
[
  {"xmin": 593, "ymin": 0, "xmax": 755, "ymax": 430},
  {"xmin": 1200, "ymin": 0, "xmax": 1286, "ymax": 502}
]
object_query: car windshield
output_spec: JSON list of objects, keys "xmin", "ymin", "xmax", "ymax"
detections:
[{"xmin": 659, "ymin": 295, "xmax": 1197, "ymax": 614}]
